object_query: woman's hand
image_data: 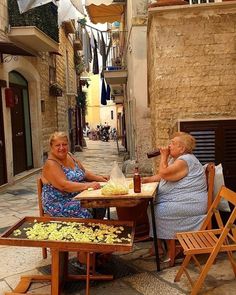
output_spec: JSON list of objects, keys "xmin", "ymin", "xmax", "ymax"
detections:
[
  {"xmin": 100, "ymin": 175, "xmax": 109, "ymax": 182},
  {"xmin": 87, "ymin": 182, "xmax": 101, "ymax": 190},
  {"xmin": 160, "ymin": 146, "xmax": 170, "ymax": 158}
]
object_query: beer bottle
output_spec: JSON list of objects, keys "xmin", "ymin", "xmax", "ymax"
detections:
[
  {"xmin": 133, "ymin": 166, "xmax": 141, "ymax": 193},
  {"xmin": 147, "ymin": 149, "xmax": 160, "ymax": 158}
]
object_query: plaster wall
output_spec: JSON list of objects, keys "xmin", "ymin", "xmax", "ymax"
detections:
[
  {"xmin": 85, "ymin": 74, "xmax": 101, "ymax": 128},
  {"xmin": 148, "ymin": 3, "xmax": 236, "ymax": 170},
  {"xmin": 125, "ymin": 0, "xmax": 152, "ymax": 173}
]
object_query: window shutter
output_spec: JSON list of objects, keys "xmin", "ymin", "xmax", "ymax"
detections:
[
  {"xmin": 224, "ymin": 128, "xmax": 236, "ymax": 163},
  {"xmin": 189, "ymin": 130, "xmax": 215, "ymax": 165}
]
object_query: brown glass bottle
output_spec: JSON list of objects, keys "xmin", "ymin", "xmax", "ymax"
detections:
[
  {"xmin": 147, "ymin": 149, "xmax": 160, "ymax": 158},
  {"xmin": 133, "ymin": 167, "xmax": 141, "ymax": 193}
]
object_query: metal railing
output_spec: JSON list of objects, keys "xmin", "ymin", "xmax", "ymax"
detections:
[{"xmin": 106, "ymin": 30, "xmax": 127, "ymax": 69}]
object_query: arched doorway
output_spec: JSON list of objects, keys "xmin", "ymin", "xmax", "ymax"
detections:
[{"xmin": 9, "ymin": 71, "xmax": 33, "ymax": 175}]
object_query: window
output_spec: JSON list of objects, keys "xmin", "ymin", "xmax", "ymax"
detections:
[{"xmin": 180, "ymin": 120, "xmax": 236, "ymax": 191}]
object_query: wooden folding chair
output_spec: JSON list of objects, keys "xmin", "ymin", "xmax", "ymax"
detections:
[
  {"xmin": 37, "ymin": 177, "xmax": 49, "ymax": 259},
  {"xmin": 168, "ymin": 162, "xmax": 215, "ymax": 266},
  {"xmin": 174, "ymin": 186, "xmax": 236, "ymax": 295}
]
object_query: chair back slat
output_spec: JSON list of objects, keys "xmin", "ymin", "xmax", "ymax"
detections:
[
  {"xmin": 215, "ymin": 186, "xmax": 236, "ymax": 206},
  {"xmin": 201, "ymin": 186, "xmax": 236, "ymax": 230},
  {"xmin": 37, "ymin": 177, "xmax": 44, "ymax": 216},
  {"xmin": 205, "ymin": 162, "xmax": 215, "ymax": 211}
]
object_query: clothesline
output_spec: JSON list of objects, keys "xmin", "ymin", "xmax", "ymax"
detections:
[{"xmin": 77, "ymin": 19, "xmax": 109, "ymax": 33}]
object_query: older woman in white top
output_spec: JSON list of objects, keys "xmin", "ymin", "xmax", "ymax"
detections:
[{"xmin": 143, "ymin": 132, "xmax": 207, "ymax": 258}]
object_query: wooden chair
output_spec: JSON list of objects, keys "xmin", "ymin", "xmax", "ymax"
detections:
[
  {"xmin": 168, "ymin": 162, "xmax": 215, "ymax": 266},
  {"xmin": 174, "ymin": 186, "xmax": 236, "ymax": 295},
  {"xmin": 37, "ymin": 177, "xmax": 49, "ymax": 259}
]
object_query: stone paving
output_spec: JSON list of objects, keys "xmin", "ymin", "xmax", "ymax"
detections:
[{"xmin": 0, "ymin": 139, "xmax": 235, "ymax": 295}]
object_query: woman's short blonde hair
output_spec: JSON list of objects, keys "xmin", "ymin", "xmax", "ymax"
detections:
[
  {"xmin": 172, "ymin": 132, "xmax": 196, "ymax": 153},
  {"xmin": 49, "ymin": 131, "xmax": 68, "ymax": 146}
]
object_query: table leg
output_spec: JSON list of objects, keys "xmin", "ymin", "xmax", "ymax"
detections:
[
  {"xmin": 51, "ymin": 249, "xmax": 66, "ymax": 295},
  {"xmin": 149, "ymin": 199, "xmax": 160, "ymax": 271},
  {"xmin": 86, "ymin": 252, "xmax": 91, "ymax": 295}
]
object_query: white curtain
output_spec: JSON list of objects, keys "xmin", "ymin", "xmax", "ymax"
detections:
[
  {"xmin": 17, "ymin": 0, "xmax": 54, "ymax": 14},
  {"xmin": 71, "ymin": 0, "xmax": 84, "ymax": 14}
]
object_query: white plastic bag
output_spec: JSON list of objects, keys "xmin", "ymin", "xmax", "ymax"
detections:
[
  {"xmin": 101, "ymin": 161, "xmax": 129, "ymax": 195},
  {"xmin": 213, "ymin": 164, "xmax": 231, "ymax": 212},
  {"xmin": 203, "ymin": 163, "xmax": 231, "ymax": 212}
]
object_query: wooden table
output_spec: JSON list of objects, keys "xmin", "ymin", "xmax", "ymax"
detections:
[
  {"xmin": 0, "ymin": 216, "xmax": 134, "ymax": 295},
  {"xmin": 74, "ymin": 182, "xmax": 160, "ymax": 271}
]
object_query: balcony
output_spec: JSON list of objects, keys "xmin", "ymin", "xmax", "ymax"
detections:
[
  {"xmin": 111, "ymin": 85, "xmax": 124, "ymax": 104},
  {"xmin": 104, "ymin": 66, "xmax": 127, "ymax": 85},
  {"xmin": 8, "ymin": 27, "xmax": 59, "ymax": 55},
  {"xmin": 7, "ymin": 0, "xmax": 59, "ymax": 54},
  {"xmin": 103, "ymin": 28, "xmax": 127, "ymax": 85}
]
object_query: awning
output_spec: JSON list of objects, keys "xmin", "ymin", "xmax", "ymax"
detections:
[
  {"xmin": 85, "ymin": 3, "xmax": 124, "ymax": 24},
  {"xmin": 0, "ymin": 41, "xmax": 35, "ymax": 56}
]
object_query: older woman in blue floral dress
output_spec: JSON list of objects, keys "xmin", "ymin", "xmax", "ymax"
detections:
[
  {"xmin": 41, "ymin": 131, "xmax": 108, "ymax": 218},
  {"xmin": 143, "ymin": 132, "xmax": 207, "ymax": 259}
]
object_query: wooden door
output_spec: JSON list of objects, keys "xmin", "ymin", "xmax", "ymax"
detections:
[
  {"xmin": 10, "ymin": 85, "xmax": 27, "ymax": 175},
  {"xmin": 0, "ymin": 90, "xmax": 7, "ymax": 185}
]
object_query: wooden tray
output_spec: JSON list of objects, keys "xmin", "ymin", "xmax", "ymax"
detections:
[{"xmin": 0, "ymin": 216, "xmax": 135, "ymax": 253}]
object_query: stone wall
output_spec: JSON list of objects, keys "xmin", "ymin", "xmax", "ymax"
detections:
[
  {"xmin": 0, "ymin": 0, "xmax": 7, "ymax": 40},
  {"xmin": 148, "ymin": 3, "xmax": 236, "ymax": 170},
  {"xmin": 41, "ymin": 28, "xmax": 77, "ymax": 153}
]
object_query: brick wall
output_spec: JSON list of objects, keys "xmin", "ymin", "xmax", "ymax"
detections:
[{"xmin": 148, "ymin": 4, "xmax": 236, "ymax": 160}]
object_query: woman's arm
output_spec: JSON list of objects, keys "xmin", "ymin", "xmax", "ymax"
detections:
[
  {"xmin": 159, "ymin": 159, "xmax": 188, "ymax": 181},
  {"xmin": 42, "ymin": 161, "xmax": 100, "ymax": 192},
  {"xmin": 142, "ymin": 174, "xmax": 161, "ymax": 183},
  {"xmin": 84, "ymin": 171, "xmax": 109, "ymax": 182}
]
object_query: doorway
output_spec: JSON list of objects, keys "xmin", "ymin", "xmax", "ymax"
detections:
[
  {"xmin": 0, "ymin": 89, "xmax": 7, "ymax": 185},
  {"xmin": 9, "ymin": 71, "xmax": 33, "ymax": 175}
]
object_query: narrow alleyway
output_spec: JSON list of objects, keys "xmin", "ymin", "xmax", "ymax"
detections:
[{"xmin": 0, "ymin": 139, "xmax": 235, "ymax": 295}]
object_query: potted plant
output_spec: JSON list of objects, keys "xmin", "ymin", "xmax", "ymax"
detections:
[{"xmin": 49, "ymin": 82, "xmax": 63, "ymax": 96}]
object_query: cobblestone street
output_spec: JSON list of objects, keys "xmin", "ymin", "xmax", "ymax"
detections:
[{"xmin": 0, "ymin": 139, "xmax": 235, "ymax": 295}]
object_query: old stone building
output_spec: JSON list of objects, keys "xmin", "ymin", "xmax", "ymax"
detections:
[
  {"xmin": 0, "ymin": 0, "xmax": 82, "ymax": 186},
  {"xmin": 148, "ymin": 2, "xmax": 236, "ymax": 189}
]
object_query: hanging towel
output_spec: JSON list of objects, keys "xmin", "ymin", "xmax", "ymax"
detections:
[
  {"xmin": 106, "ymin": 84, "xmax": 111, "ymax": 100},
  {"xmin": 82, "ymin": 29, "xmax": 92, "ymax": 71},
  {"xmin": 100, "ymin": 32, "xmax": 106, "ymax": 70},
  {"xmin": 101, "ymin": 78, "xmax": 107, "ymax": 105},
  {"xmin": 92, "ymin": 37, "xmax": 99, "ymax": 75}
]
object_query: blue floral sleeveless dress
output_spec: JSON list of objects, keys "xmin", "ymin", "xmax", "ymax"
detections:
[{"xmin": 42, "ymin": 158, "xmax": 92, "ymax": 218}]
